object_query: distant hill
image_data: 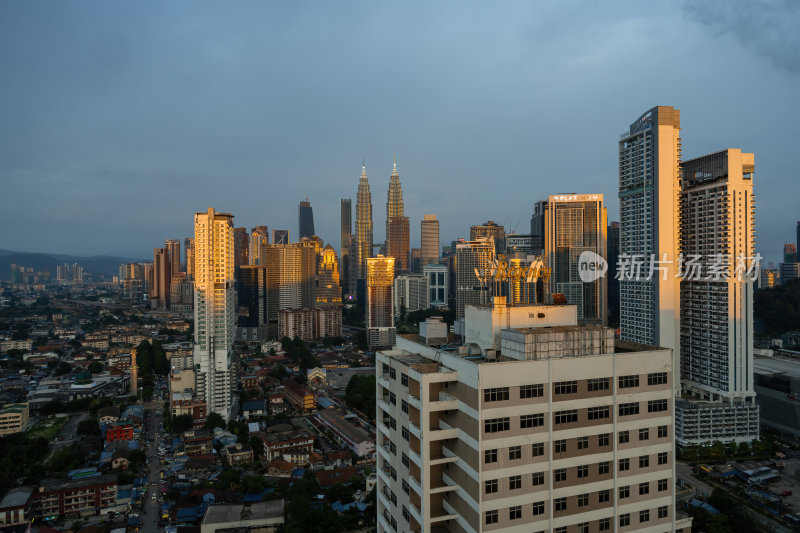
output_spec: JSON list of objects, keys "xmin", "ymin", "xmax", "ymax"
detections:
[{"xmin": 0, "ymin": 249, "xmax": 145, "ymax": 279}]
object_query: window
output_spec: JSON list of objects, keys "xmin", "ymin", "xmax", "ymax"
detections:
[
  {"xmin": 554, "ymin": 409, "xmax": 578, "ymax": 424},
  {"xmin": 658, "ymin": 506, "xmax": 669, "ymax": 519},
  {"xmin": 619, "ymin": 430, "xmax": 630, "ymax": 444},
  {"xmin": 401, "ymin": 427, "xmax": 409, "ymax": 441},
  {"xmin": 389, "ymin": 367, "xmax": 396, "ymax": 380},
  {"xmin": 509, "ymin": 475, "xmax": 522, "ymax": 490},
  {"xmin": 401, "ymin": 373, "xmax": 408, "ymax": 386},
  {"xmin": 588, "ymin": 377, "xmax": 610, "ymax": 391},
  {"xmin": 484, "ymin": 387, "xmax": 509, "ymax": 402},
  {"xmin": 578, "ymin": 493, "xmax": 589, "ymax": 507},
  {"xmin": 619, "ymin": 458, "xmax": 630, "ymax": 471},
  {"xmin": 639, "ymin": 510, "xmax": 650, "ymax": 523},
  {"xmin": 389, "ymin": 442, "xmax": 396, "ymax": 455},
  {"xmin": 658, "ymin": 425, "xmax": 668, "ymax": 438},
  {"xmin": 532, "ymin": 501, "xmax": 545, "ymax": 515},
  {"xmin": 485, "ymin": 479, "xmax": 498, "ymax": 494},
  {"xmin": 639, "ymin": 427, "xmax": 649, "ymax": 440},
  {"xmin": 390, "ymin": 491, "xmax": 397, "ymax": 505},
  {"xmin": 555, "ymin": 468, "xmax": 567, "ymax": 482},
  {"xmin": 554, "ymin": 497, "xmax": 567, "ymax": 511},
  {"xmin": 390, "ymin": 466, "xmax": 397, "ymax": 480},
  {"xmin": 509, "ymin": 505, "xmax": 521, "ymax": 520},
  {"xmin": 389, "ymin": 392, "xmax": 396, "ymax": 405},
  {"xmin": 658, "ymin": 451, "xmax": 668, "ymax": 465},
  {"xmin": 521, "ymin": 413, "xmax": 544, "ymax": 428},
  {"xmin": 402, "ymin": 506, "xmax": 409, "ymax": 522},
  {"xmin": 619, "ymin": 513, "xmax": 630, "ymax": 527},
  {"xmin": 599, "ymin": 517, "xmax": 611, "ymax": 531},
  {"xmin": 619, "ymin": 374, "xmax": 639, "ymax": 388},
  {"xmin": 402, "ymin": 453, "xmax": 409, "ymax": 468},
  {"xmin": 509, "ymin": 446, "xmax": 521, "ymax": 460},
  {"xmin": 555, "ymin": 528, "xmax": 568, "ymax": 533},
  {"xmin": 598, "ymin": 461, "xmax": 610, "ymax": 475},
  {"xmin": 619, "ymin": 485, "xmax": 630, "ymax": 499},
  {"xmin": 639, "ymin": 455, "xmax": 650, "ymax": 468},
  {"xmin": 485, "ymin": 510, "xmax": 498, "ymax": 524},
  {"xmin": 619, "ymin": 402, "xmax": 640, "ymax": 416},
  {"xmin": 389, "ymin": 417, "xmax": 397, "ymax": 430},
  {"xmin": 401, "ymin": 400, "xmax": 408, "ymax": 414},
  {"xmin": 598, "ymin": 433, "xmax": 610, "ymax": 447},
  {"xmin": 520, "ymin": 384, "xmax": 544, "ymax": 398},
  {"xmin": 577, "ymin": 436, "xmax": 589, "ymax": 449},
  {"xmin": 554, "ymin": 439, "xmax": 567, "ymax": 453},
  {"xmin": 485, "ymin": 449, "xmax": 497, "ymax": 464},
  {"xmin": 599, "ymin": 489, "xmax": 610, "ymax": 503},
  {"xmin": 390, "ymin": 517, "xmax": 397, "ymax": 531},
  {"xmin": 382, "ymin": 363, "xmax": 389, "ymax": 375},
  {"xmin": 588, "ymin": 406, "xmax": 610, "ymax": 420},
  {"xmin": 578, "ymin": 522, "xmax": 589, "ymax": 533},
  {"xmin": 532, "ymin": 442, "xmax": 545, "ymax": 456},
  {"xmin": 648, "ymin": 372, "xmax": 668, "ymax": 385},
  {"xmin": 554, "ymin": 380, "xmax": 578, "ymax": 395},
  {"xmin": 577, "ymin": 465, "xmax": 589, "ymax": 478},
  {"xmin": 485, "ymin": 417, "xmax": 510, "ymax": 433},
  {"xmin": 639, "ymin": 482, "xmax": 649, "ymax": 495},
  {"xmin": 658, "ymin": 478, "xmax": 669, "ymax": 491},
  {"xmin": 648, "ymin": 399, "xmax": 668, "ymax": 412},
  {"xmin": 532, "ymin": 471, "xmax": 544, "ymax": 486},
  {"xmin": 402, "ymin": 480, "xmax": 409, "ymax": 494}
]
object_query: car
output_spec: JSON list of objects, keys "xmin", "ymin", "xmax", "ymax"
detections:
[
  {"xmin": 151, "ymin": 494, "xmax": 156, "ymax": 500},
  {"xmin": 783, "ymin": 490, "xmax": 793, "ymax": 496}
]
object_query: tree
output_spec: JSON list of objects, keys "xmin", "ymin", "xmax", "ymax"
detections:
[
  {"xmin": 345, "ymin": 374, "xmax": 376, "ymax": 419},
  {"xmin": 88, "ymin": 361, "xmax": 103, "ymax": 373},
  {"xmin": 270, "ymin": 363, "xmax": 288, "ymax": 380},
  {"xmin": 77, "ymin": 418, "xmax": 101, "ymax": 436},
  {"xmin": 205, "ymin": 412, "xmax": 226, "ymax": 431},
  {"xmin": 172, "ymin": 414, "xmax": 194, "ymax": 433},
  {"xmin": 241, "ymin": 474, "xmax": 267, "ymax": 494},
  {"xmin": 54, "ymin": 361, "xmax": 73, "ymax": 375},
  {"xmin": 249, "ymin": 436, "xmax": 264, "ymax": 459}
]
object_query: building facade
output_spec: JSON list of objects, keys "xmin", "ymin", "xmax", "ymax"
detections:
[
  {"xmin": 676, "ymin": 149, "xmax": 759, "ymax": 445},
  {"xmin": 421, "ymin": 215, "xmax": 440, "ymax": 269},
  {"xmin": 376, "ymin": 302, "xmax": 689, "ymax": 533},
  {"xmin": 237, "ymin": 265, "xmax": 268, "ymax": 341},
  {"xmin": 470, "ymin": 221, "xmax": 506, "ymax": 255},
  {"xmin": 544, "ymin": 193, "xmax": 608, "ymax": 325},
  {"xmin": 424, "ymin": 264, "xmax": 449, "ymax": 309},
  {"xmin": 299, "ymin": 198, "xmax": 315, "ymax": 239},
  {"xmin": 455, "ymin": 238, "xmax": 495, "ymax": 320},
  {"xmin": 341, "ymin": 198, "xmax": 352, "ymax": 298},
  {"xmin": 354, "ymin": 164, "xmax": 374, "ymax": 298},
  {"xmin": 193, "ymin": 207, "xmax": 237, "ymax": 422},
  {"xmin": 394, "ymin": 273, "xmax": 429, "ymax": 317},
  {"xmin": 367, "ymin": 255, "xmax": 396, "ymax": 350}
]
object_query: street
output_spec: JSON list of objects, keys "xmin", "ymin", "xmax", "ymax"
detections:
[{"xmin": 140, "ymin": 406, "xmax": 164, "ymax": 533}]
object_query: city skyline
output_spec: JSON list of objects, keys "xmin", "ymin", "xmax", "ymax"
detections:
[{"xmin": 1, "ymin": 2, "xmax": 798, "ymax": 263}]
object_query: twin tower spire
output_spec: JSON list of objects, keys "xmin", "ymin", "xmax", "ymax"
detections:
[{"xmin": 354, "ymin": 158, "xmax": 407, "ymax": 282}]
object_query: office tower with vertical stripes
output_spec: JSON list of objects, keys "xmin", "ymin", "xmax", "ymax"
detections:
[
  {"xmin": 341, "ymin": 198, "xmax": 352, "ymax": 298},
  {"xmin": 355, "ymin": 163, "xmax": 374, "ymax": 298},
  {"xmin": 367, "ymin": 255, "xmax": 395, "ymax": 349},
  {"xmin": 193, "ymin": 207, "xmax": 236, "ymax": 422},
  {"xmin": 420, "ymin": 214, "xmax": 439, "ymax": 268},
  {"xmin": 165, "ymin": 239, "xmax": 181, "ymax": 276},
  {"xmin": 299, "ymin": 197, "xmax": 315, "ymax": 239}
]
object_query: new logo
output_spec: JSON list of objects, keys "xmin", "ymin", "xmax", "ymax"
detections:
[{"xmin": 578, "ymin": 251, "xmax": 608, "ymax": 283}]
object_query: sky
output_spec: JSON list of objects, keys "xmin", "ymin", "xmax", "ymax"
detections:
[{"xmin": 1, "ymin": 1, "xmax": 798, "ymax": 265}]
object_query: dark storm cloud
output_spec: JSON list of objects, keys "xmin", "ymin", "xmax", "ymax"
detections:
[
  {"xmin": 683, "ymin": 0, "xmax": 800, "ymax": 74},
  {"xmin": 0, "ymin": 1, "xmax": 797, "ymax": 264}
]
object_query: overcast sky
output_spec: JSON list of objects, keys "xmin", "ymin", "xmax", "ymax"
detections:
[{"xmin": 1, "ymin": 1, "xmax": 798, "ymax": 264}]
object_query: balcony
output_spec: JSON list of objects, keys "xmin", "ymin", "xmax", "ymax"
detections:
[
  {"xmin": 428, "ymin": 421, "xmax": 458, "ymax": 441},
  {"xmin": 428, "ymin": 391, "xmax": 458, "ymax": 412},
  {"xmin": 429, "ymin": 504, "xmax": 458, "ymax": 524}
]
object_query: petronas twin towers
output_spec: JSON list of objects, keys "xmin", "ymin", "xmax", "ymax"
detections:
[{"xmin": 352, "ymin": 159, "xmax": 409, "ymax": 292}]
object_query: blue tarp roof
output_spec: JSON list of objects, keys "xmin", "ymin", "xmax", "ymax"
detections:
[
  {"xmin": 293, "ymin": 469, "xmax": 306, "ymax": 478},
  {"xmin": 317, "ymin": 397, "xmax": 336, "ymax": 409},
  {"xmin": 331, "ymin": 502, "xmax": 368, "ymax": 513},
  {"xmin": 127, "ymin": 440, "xmax": 139, "ymax": 450},
  {"xmin": 689, "ymin": 498, "xmax": 720, "ymax": 514},
  {"xmin": 127, "ymin": 517, "xmax": 142, "ymax": 526},
  {"xmin": 242, "ymin": 488, "xmax": 274, "ymax": 502},
  {"xmin": 242, "ymin": 399, "xmax": 266, "ymax": 411}
]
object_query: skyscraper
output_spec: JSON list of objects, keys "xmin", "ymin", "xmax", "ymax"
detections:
[
  {"xmin": 355, "ymin": 162, "xmax": 373, "ymax": 297},
  {"xmin": 386, "ymin": 159, "xmax": 404, "ymax": 239},
  {"xmin": 530, "ymin": 199, "xmax": 548, "ymax": 255},
  {"xmin": 676, "ymin": 149, "xmax": 759, "ymax": 445},
  {"xmin": 544, "ymin": 193, "xmax": 608, "ymax": 325},
  {"xmin": 298, "ymin": 197, "xmax": 315, "ymax": 239},
  {"xmin": 455, "ymin": 238, "xmax": 495, "ymax": 319},
  {"xmin": 193, "ymin": 207, "xmax": 236, "ymax": 422},
  {"xmin": 386, "ymin": 216, "xmax": 410, "ymax": 273},
  {"xmin": 420, "ymin": 214, "xmax": 439, "ymax": 268},
  {"xmin": 367, "ymin": 255, "xmax": 395, "ymax": 349},
  {"xmin": 184, "ymin": 237, "xmax": 194, "ymax": 279},
  {"xmin": 233, "ymin": 227, "xmax": 249, "ymax": 279},
  {"xmin": 249, "ymin": 225, "xmax": 268, "ymax": 266},
  {"xmin": 264, "ymin": 242, "xmax": 317, "ymax": 311},
  {"xmin": 618, "ymin": 106, "xmax": 682, "ymax": 367},
  {"xmin": 152, "ymin": 247, "xmax": 171, "ymax": 309},
  {"xmin": 316, "ymin": 244, "xmax": 342, "ymax": 306},
  {"xmin": 340, "ymin": 198, "xmax": 352, "ymax": 298},
  {"xmin": 783, "ymin": 243, "xmax": 797, "ymax": 263},
  {"xmin": 273, "ymin": 229, "xmax": 289, "ymax": 245},
  {"xmin": 470, "ymin": 220, "xmax": 506, "ymax": 254},
  {"xmin": 607, "ymin": 221, "xmax": 620, "ymax": 322},
  {"xmin": 165, "ymin": 239, "xmax": 181, "ymax": 276},
  {"xmin": 236, "ymin": 265, "xmax": 267, "ymax": 342}
]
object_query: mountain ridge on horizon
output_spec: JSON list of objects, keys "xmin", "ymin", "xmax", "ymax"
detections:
[{"xmin": 0, "ymin": 249, "xmax": 147, "ymax": 279}]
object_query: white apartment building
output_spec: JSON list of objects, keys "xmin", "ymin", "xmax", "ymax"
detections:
[
  {"xmin": 193, "ymin": 207, "xmax": 236, "ymax": 422},
  {"xmin": 424, "ymin": 264, "xmax": 449, "ymax": 308},
  {"xmin": 676, "ymin": 149, "xmax": 759, "ymax": 445},
  {"xmin": 394, "ymin": 273, "xmax": 429, "ymax": 317},
  {"xmin": 376, "ymin": 299, "xmax": 691, "ymax": 533}
]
